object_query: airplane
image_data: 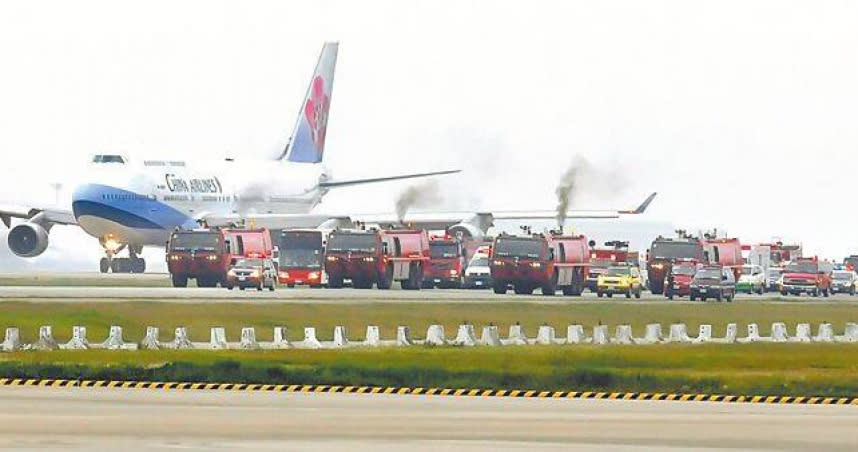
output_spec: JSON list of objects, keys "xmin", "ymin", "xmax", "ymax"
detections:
[{"xmin": 0, "ymin": 42, "xmax": 656, "ymax": 273}]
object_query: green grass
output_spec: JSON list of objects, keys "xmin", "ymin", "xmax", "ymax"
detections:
[
  {"xmin": 1, "ymin": 345, "xmax": 857, "ymax": 396},
  {"xmin": 1, "ymin": 301, "xmax": 856, "ymax": 396},
  {"xmin": 0, "ymin": 300, "xmax": 855, "ymax": 342}
]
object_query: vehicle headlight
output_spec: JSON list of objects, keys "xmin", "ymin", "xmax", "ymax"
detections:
[
  {"xmin": 206, "ymin": 255, "xmax": 218, "ymax": 261},
  {"xmin": 326, "ymin": 256, "xmax": 338, "ymax": 262},
  {"xmin": 279, "ymin": 271, "xmax": 290, "ymax": 279},
  {"xmin": 363, "ymin": 256, "xmax": 375, "ymax": 262},
  {"xmin": 228, "ymin": 269, "xmax": 236, "ymax": 276},
  {"xmin": 529, "ymin": 262, "xmax": 542, "ymax": 268},
  {"xmin": 249, "ymin": 270, "xmax": 259, "ymax": 277},
  {"xmin": 169, "ymin": 254, "xmax": 181, "ymax": 261},
  {"xmin": 493, "ymin": 260, "xmax": 505, "ymax": 266},
  {"xmin": 449, "ymin": 269, "xmax": 458, "ymax": 276},
  {"xmin": 309, "ymin": 271, "xmax": 320, "ymax": 279}
]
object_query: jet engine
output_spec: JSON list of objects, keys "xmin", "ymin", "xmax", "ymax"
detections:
[
  {"xmin": 7, "ymin": 222, "xmax": 49, "ymax": 257},
  {"xmin": 448, "ymin": 222, "xmax": 485, "ymax": 242}
]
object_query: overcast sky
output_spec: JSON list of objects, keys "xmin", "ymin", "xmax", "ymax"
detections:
[{"xmin": 1, "ymin": 0, "xmax": 857, "ymax": 271}]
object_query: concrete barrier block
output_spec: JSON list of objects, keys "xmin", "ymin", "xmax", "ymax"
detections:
[
  {"xmin": 612, "ymin": 325, "xmax": 635, "ymax": 344},
  {"xmin": 771, "ymin": 322, "xmax": 789, "ymax": 342},
  {"xmin": 667, "ymin": 323, "xmax": 691, "ymax": 343},
  {"xmin": 566, "ymin": 325, "xmax": 586, "ymax": 344},
  {"xmin": 738, "ymin": 323, "xmax": 766, "ymax": 343},
  {"xmin": 479, "ymin": 325, "xmax": 501, "ymax": 346},
  {"xmin": 364, "ymin": 326, "xmax": 381, "ymax": 347},
  {"xmin": 425, "ymin": 324, "xmax": 447, "ymax": 346},
  {"xmin": 300, "ymin": 327, "xmax": 323, "ymax": 349},
  {"xmin": 837, "ymin": 322, "xmax": 858, "ymax": 343},
  {"xmin": 240, "ymin": 327, "xmax": 260, "ymax": 350},
  {"xmin": 793, "ymin": 323, "xmax": 812, "ymax": 342},
  {"xmin": 269, "ymin": 326, "xmax": 290, "ymax": 349},
  {"xmin": 1, "ymin": 328, "xmax": 21, "ymax": 352},
  {"xmin": 535, "ymin": 325, "xmax": 559, "ymax": 345},
  {"xmin": 62, "ymin": 326, "xmax": 89, "ymax": 350},
  {"xmin": 30, "ymin": 325, "xmax": 59, "ymax": 350},
  {"xmin": 505, "ymin": 324, "xmax": 529, "ymax": 345},
  {"xmin": 723, "ymin": 323, "xmax": 738, "ymax": 343},
  {"xmin": 592, "ymin": 325, "xmax": 609, "ymax": 345},
  {"xmin": 694, "ymin": 324, "xmax": 712, "ymax": 343},
  {"xmin": 209, "ymin": 327, "xmax": 228, "ymax": 350},
  {"xmin": 452, "ymin": 324, "xmax": 477, "ymax": 347},
  {"xmin": 396, "ymin": 326, "xmax": 413, "ymax": 346},
  {"xmin": 171, "ymin": 327, "xmax": 194, "ymax": 349},
  {"xmin": 140, "ymin": 326, "xmax": 160, "ymax": 350},
  {"xmin": 100, "ymin": 325, "xmax": 137, "ymax": 350},
  {"xmin": 814, "ymin": 323, "xmax": 834, "ymax": 342},
  {"xmin": 333, "ymin": 326, "xmax": 350, "ymax": 347},
  {"xmin": 642, "ymin": 323, "xmax": 663, "ymax": 344}
]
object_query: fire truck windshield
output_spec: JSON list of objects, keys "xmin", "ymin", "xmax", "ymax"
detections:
[
  {"xmin": 672, "ymin": 265, "xmax": 697, "ymax": 276},
  {"xmin": 280, "ymin": 232, "xmax": 323, "ymax": 268},
  {"xmin": 327, "ymin": 233, "xmax": 377, "ymax": 253},
  {"xmin": 494, "ymin": 238, "xmax": 542, "ymax": 259},
  {"xmin": 430, "ymin": 243, "xmax": 459, "ymax": 259},
  {"xmin": 169, "ymin": 232, "xmax": 219, "ymax": 251},
  {"xmin": 785, "ymin": 262, "xmax": 818, "ymax": 274},
  {"xmin": 651, "ymin": 242, "xmax": 701, "ymax": 260},
  {"xmin": 234, "ymin": 258, "xmax": 263, "ymax": 267}
]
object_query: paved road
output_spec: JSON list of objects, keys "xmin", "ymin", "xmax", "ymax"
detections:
[{"xmin": 0, "ymin": 386, "xmax": 854, "ymax": 451}]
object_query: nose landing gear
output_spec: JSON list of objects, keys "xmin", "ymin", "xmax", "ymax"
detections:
[{"xmin": 99, "ymin": 239, "xmax": 146, "ymax": 273}]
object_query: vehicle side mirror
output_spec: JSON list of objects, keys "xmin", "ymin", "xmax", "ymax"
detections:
[
  {"xmin": 548, "ymin": 250, "xmax": 555, "ymax": 260},
  {"xmin": 382, "ymin": 242, "xmax": 389, "ymax": 255}
]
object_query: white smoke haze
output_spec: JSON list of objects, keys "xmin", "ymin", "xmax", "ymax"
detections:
[{"xmin": 395, "ymin": 180, "xmax": 444, "ymax": 223}]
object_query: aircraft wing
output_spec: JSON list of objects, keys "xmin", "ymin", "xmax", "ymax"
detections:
[
  {"xmin": 319, "ymin": 169, "xmax": 461, "ymax": 188},
  {"xmin": 0, "ymin": 204, "xmax": 77, "ymax": 228},
  {"xmin": 202, "ymin": 192, "xmax": 657, "ymax": 234}
]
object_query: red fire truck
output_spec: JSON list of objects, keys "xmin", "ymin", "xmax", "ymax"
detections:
[
  {"xmin": 489, "ymin": 232, "xmax": 590, "ymax": 296},
  {"xmin": 324, "ymin": 228, "xmax": 430, "ymax": 290},
  {"xmin": 166, "ymin": 228, "xmax": 273, "ymax": 288},
  {"xmin": 702, "ymin": 237, "xmax": 743, "ymax": 280},
  {"xmin": 277, "ymin": 229, "xmax": 329, "ymax": 288},
  {"xmin": 424, "ymin": 235, "xmax": 466, "ymax": 288},
  {"xmin": 779, "ymin": 257, "xmax": 833, "ymax": 297},
  {"xmin": 586, "ymin": 241, "xmax": 630, "ymax": 292},
  {"xmin": 646, "ymin": 235, "xmax": 705, "ymax": 295}
]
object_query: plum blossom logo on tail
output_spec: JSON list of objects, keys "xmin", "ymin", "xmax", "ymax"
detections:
[{"xmin": 304, "ymin": 76, "xmax": 330, "ymax": 158}]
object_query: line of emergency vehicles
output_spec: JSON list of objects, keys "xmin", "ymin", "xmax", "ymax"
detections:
[{"xmin": 164, "ymin": 226, "xmax": 857, "ymax": 300}]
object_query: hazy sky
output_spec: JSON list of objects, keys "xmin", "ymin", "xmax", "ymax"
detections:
[{"xmin": 1, "ymin": 0, "xmax": 857, "ymax": 270}]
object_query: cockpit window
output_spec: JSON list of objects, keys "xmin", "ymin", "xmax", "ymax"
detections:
[{"xmin": 92, "ymin": 155, "xmax": 126, "ymax": 164}]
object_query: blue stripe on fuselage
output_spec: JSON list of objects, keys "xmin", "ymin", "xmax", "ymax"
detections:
[{"xmin": 72, "ymin": 184, "xmax": 197, "ymax": 230}]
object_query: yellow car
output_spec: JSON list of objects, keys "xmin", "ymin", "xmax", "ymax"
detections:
[{"xmin": 596, "ymin": 266, "xmax": 643, "ymax": 299}]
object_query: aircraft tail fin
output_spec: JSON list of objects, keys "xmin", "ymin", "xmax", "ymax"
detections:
[{"xmin": 279, "ymin": 42, "xmax": 338, "ymax": 163}]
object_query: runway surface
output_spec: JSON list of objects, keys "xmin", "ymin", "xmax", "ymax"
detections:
[
  {"xmin": 3, "ymin": 272, "xmax": 858, "ymax": 304},
  {"xmin": 0, "ymin": 386, "xmax": 855, "ymax": 451}
]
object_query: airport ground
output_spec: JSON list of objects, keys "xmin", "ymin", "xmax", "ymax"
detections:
[{"xmin": 0, "ymin": 385, "xmax": 856, "ymax": 452}]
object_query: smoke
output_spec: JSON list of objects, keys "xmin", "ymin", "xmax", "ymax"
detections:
[
  {"xmin": 555, "ymin": 156, "xmax": 627, "ymax": 230},
  {"xmin": 555, "ymin": 156, "xmax": 590, "ymax": 229},
  {"xmin": 395, "ymin": 180, "xmax": 443, "ymax": 223}
]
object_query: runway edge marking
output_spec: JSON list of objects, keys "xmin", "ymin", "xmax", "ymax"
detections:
[{"xmin": 0, "ymin": 378, "xmax": 855, "ymax": 405}]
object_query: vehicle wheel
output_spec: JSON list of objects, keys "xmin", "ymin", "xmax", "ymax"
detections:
[
  {"xmin": 635, "ymin": 287, "xmax": 642, "ymax": 299},
  {"xmin": 701, "ymin": 296, "xmax": 706, "ymax": 302},
  {"xmin": 227, "ymin": 285, "xmax": 234, "ymax": 290},
  {"xmin": 99, "ymin": 258, "xmax": 109, "ymax": 274},
  {"xmin": 823, "ymin": 288, "xmax": 829, "ymax": 298},
  {"xmin": 269, "ymin": 280, "xmax": 276, "ymax": 291},
  {"xmin": 596, "ymin": 291, "xmax": 603, "ymax": 298},
  {"xmin": 607, "ymin": 293, "xmax": 613, "ymax": 298},
  {"xmin": 851, "ymin": 288, "xmax": 856, "ymax": 296},
  {"xmin": 812, "ymin": 290, "xmax": 819, "ymax": 298},
  {"xmin": 171, "ymin": 274, "xmax": 188, "ymax": 288},
  {"xmin": 239, "ymin": 286, "xmax": 245, "ymax": 291},
  {"xmin": 377, "ymin": 265, "xmax": 393, "ymax": 290},
  {"xmin": 690, "ymin": 295, "xmax": 696, "ymax": 301},
  {"xmin": 130, "ymin": 258, "xmax": 145, "ymax": 273},
  {"xmin": 780, "ymin": 290, "xmax": 788, "ymax": 296},
  {"xmin": 257, "ymin": 283, "xmax": 263, "ymax": 291},
  {"xmin": 756, "ymin": 285, "xmax": 763, "ymax": 295},
  {"xmin": 493, "ymin": 282, "xmax": 507, "ymax": 294},
  {"xmin": 542, "ymin": 272, "xmax": 558, "ymax": 296},
  {"xmin": 562, "ymin": 287, "xmax": 575, "ymax": 296},
  {"xmin": 727, "ymin": 293, "xmax": 734, "ymax": 302},
  {"xmin": 328, "ymin": 275, "xmax": 344, "ymax": 289},
  {"xmin": 625, "ymin": 289, "xmax": 632, "ymax": 299},
  {"xmin": 716, "ymin": 291, "xmax": 723, "ymax": 302}
]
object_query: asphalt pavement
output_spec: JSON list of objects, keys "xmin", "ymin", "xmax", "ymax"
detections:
[{"xmin": 0, "ymin": 386, "xmax": 855, "ymax": 451}]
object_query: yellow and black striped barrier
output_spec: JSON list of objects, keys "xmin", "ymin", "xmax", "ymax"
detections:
[{"xmin": 0, "ymin": 378, "xmax": 855, "ymax": 405}]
